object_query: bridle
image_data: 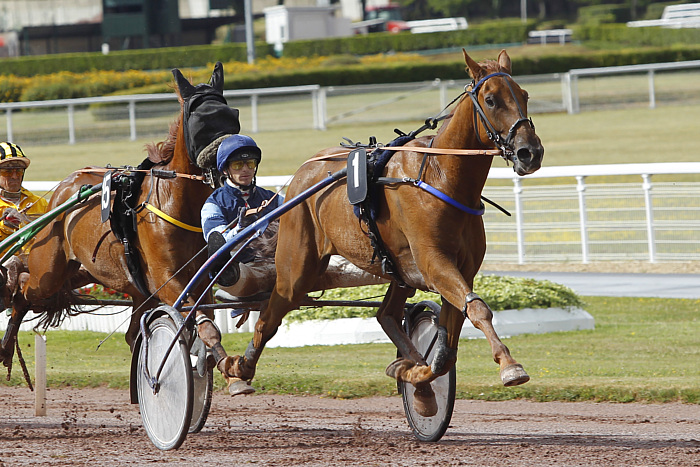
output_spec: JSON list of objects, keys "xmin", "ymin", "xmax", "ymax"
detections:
[{"xmin": 466, "ymin": 71, "xmax": 535, "ymax": 160}]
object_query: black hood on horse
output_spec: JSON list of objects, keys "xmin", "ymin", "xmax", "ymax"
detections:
[{"xmin": 173, "ymin": 62, "xmax": 241, "ymax": 169}]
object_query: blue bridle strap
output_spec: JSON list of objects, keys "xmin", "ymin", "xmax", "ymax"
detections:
[{"xmin": 471, "ymin": 71, "xmax": 512, "ymax": 94}]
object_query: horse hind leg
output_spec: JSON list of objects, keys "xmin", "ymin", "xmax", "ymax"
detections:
[
  {"xmin": 465, "ymin": 297, "xmax": 529, "ymax": 386},
  {"xmin": 0, "ymin": 270, "xmax": 31, "ymax": 370}
]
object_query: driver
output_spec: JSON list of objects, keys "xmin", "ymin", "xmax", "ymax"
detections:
[
  {"xmin": 0, "ymin": 142, "xmax": 49, "ymax": 295},
  {"xmin": 201, "ymin": 134, "xmax": 284, "ymax": 296}
]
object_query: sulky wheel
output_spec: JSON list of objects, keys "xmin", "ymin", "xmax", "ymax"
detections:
[
  {"xmin": 398, "ymin": 300, "xmax": 456, "ymax": 442},
  {"xmin": 188, "ymin": 337, "xmax": 213, "ymax": 434},
  {"xmin": 137, "ymin": 314, "xmax": 193, "ymax": 450}
]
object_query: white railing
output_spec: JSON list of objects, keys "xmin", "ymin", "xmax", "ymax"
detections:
[
  {"xmin": 3, "ymin": 63, "xmax": 699, "ymax": 144},
  {"xmin": 26, "ymin": 161, "xmax": 700, "ymax": 265},
  {"xmin": 527, "ymin": 28, "xmax": 573, "ymax": 45},
  {"xmin": 406, "ymin": 17, "xmax": 468, "ymax": 34},
  {"xmin": 627, "ymin": 3, "xmax": 700, "ymax": 28},
  {"xmin": 0, "ymin": 85, "xmax": 324, "ymax": 143},
  {"xmin": 486, "ymin": 162, "xmax": 700, "ymax": 264},
  {"xmin": 562, "ymin": 60, "xmax": 700, "ymax": 113}
]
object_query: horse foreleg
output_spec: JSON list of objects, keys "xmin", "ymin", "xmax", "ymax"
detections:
[{"xmin": 465, "ymin": 297, "xmax": 529, "ymax": 386}]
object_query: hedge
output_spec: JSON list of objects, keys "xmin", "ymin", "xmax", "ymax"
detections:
[
  {"xmin": 4, "ymin": 44, "xmax": 700, "ymax": 103},
  {"xmin": 574, "ymin": 23, "xmax": 700, "ymax": 47},
  {"xmin": 284, "ymin": 274, "xmax": 585, "ymax": 322},
  {"xmin": 0, "ymin": 19, "xmax": 532, "ymax": 78}
]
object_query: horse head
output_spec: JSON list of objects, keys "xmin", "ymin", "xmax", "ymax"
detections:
[
  {"xmin": 172, "ymin": 62, "xmax": 241, "ymax": 185},
  {"xmin": 463, "ymin": 49, "xmax": 544, "ymax": 176}
]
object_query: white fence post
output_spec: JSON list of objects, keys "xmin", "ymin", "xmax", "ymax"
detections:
[
  {"xmin": 35, "ymin": 333, "xmax": 47, "ymax": 416},
  {"xmin": 5, "ymin": 109, "xmax": 13, "ymax": 142},
  {"xmin": 642, "ymin": 174, "xmax": 656, "ymax": 263},
  {"xmin": 67, "ymin": 104, "xmax": 76, "ymax": 145},
  {"xmin": 314, "ymin": 87, "xmax": 327, "ymax": 131},
  {"xmin": 128, "ymin": 100, "xmax": 137, "ymax": 141},
  {"xmin": 513, "ymin": 177, "xmax": 525, "ymax": 264},
  {"xmin": 439, "ymin": 79, "xmax": 449, "ymax": 110},
  {"xmin": 250, "ymin": 94, "xmax": 259, "ymax": 133},
  {"xmin": 576, "ymin": 175, "xmax": 590, "ymax": 263}
]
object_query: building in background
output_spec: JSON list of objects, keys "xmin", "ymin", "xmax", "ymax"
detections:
[{"xmin": 0, "ymin": 0, "xmax": 277, "ymax": 55}]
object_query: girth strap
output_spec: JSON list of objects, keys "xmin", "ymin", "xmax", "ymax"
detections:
[{"xmin": 358, "ymin": 203, "xmax": 408, "ymax": 288}]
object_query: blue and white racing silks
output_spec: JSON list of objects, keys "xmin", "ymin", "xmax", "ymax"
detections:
[{"xmin": 201, "ymin": 180, "xmax": 284, "ymax": 243}]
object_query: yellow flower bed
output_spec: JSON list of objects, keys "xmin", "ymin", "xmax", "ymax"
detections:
[{"xmin": 0, "ymin": 53, "xmax": 424, "ymax": 103}]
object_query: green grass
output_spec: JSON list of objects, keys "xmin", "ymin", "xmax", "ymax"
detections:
[{"xmin": 4, "ymin": 296, "xmax": 699, "ymax": 404}]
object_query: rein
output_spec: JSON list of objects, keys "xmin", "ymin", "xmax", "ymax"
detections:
[
  {"xmin": 77, "ymin": 167, "xmax": 206, "ymax": 181},
  {"xmin": 303, "ymin": 146, "xmax": 508, "ymax": 164}
]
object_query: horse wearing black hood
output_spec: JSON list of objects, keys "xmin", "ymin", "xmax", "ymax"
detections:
[{"xmin": 1, "ymin": 63, "xmax": 240, "ymax": 371}]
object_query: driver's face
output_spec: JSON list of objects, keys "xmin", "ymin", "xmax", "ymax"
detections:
[
  {"xmin": 226, "ymin": 159, "xmax": 257, "ymax": 186},
  {"xmin": 0, "ymin": 167, "xmax": 24, "ymax": 193}
]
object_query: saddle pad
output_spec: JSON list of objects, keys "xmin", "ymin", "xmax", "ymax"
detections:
[{"xmin": 352, "ymin": 134, "xmax": 414, "ymax": 220}]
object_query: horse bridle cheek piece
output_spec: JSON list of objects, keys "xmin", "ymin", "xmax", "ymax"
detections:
[{"xmin": 466, "ymin": 72, "xmax": 535, "ymax": 164}]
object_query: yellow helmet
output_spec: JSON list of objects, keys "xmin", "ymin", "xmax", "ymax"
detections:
[{"xmin": 0, "ymin": 142, "xmax": 30, "ymax": 169}]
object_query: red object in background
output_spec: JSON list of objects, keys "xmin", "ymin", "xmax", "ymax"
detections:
[{"xmin": 364, "ymin": 3, "xmax": 411, "ymax": 33}]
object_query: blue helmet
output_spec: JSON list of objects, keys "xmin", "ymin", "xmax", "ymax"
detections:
[{"xmin": 216, "ymin": 134, "xmax": 262, "ymax": 173}]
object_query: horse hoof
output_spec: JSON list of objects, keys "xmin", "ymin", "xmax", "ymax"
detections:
[
  {"xmin": 227, "ymin": 377, "xmax": 255, "ymax": 396},
  {"xmin": 413, "ymin": 384, "xmax": 438, "ymax": 417},
  {"xmin": 501, "ymin": 364, "xmax": 530, "ymax": 387},
  {"xmin": 385, "ymin": 358, "xmax": 414, "ymax": 380}
]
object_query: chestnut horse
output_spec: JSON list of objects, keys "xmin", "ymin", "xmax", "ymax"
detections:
[
  {"xmin": 0, "ymin": 64, "xmax": 231, "ymax": 370},
  {"xmin": 218, "ymin": 49, "xmax": 544, "ymax": 414}
]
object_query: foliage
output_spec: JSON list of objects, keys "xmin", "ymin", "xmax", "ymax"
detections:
[
  {"xmin": 76, "ymin": 284, "xmax": 130, "ymax": 301},
  {"xmin": 577, "ymin": 4, "xmax": 631, "ymax": 25},
  {"xmin": 575, "ymin": 23, "xmax": 700, "ymax": 47},
  {"xmin": 6, "ymin": 42, "xmax": 700, "ymax": 104},
  {"xmin": 284, "ymin": 274, "xmax": 584, "ymax": 323}
]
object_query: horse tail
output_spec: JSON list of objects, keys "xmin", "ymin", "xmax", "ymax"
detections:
[{"xmin": 34, "ymin": 289, "xmax": 90, "ymax": 330}]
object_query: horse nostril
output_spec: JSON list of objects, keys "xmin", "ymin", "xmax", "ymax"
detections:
[{"xmin": 516, "ymin": 148, "xmax": 532, "ymax": 164}]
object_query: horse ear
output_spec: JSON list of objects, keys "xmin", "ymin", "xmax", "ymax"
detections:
[
  {"xmin": 462, "ymin": 48, "xmax": 484, "ymax": 81},
  {"xmin": 209, "ymin": 62, "xmax": 224, "ymax": 93},
  {"xmin": 172, "ymin": 68, "xmax": 196, "ymax": 100},
  {"xmin": 497, "ymin": 49, "xmax": 512, "ymax": 75}
]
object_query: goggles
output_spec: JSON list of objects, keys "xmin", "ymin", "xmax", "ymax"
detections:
[
  {"xmin": 0, "ymin": 168, "xmax": 25, "ymax": 177},
  {"xmin": 228, "ymin": 160, "xmax": 258, "ymax": 171}
]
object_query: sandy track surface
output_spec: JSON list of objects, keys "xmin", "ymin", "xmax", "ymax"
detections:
[{"xmin": 1, "ymin": 386, "xmax": 698, "ymax": 466}]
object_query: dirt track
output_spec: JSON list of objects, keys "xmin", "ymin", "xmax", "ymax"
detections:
[{"xmin": 1, "ymin": 386, "xmax": 698, "ymax": 466}]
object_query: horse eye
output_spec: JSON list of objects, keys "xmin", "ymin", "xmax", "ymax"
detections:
[{"xmin": 484, "ymin": 96, "xmax": 496, "ymax": 108}]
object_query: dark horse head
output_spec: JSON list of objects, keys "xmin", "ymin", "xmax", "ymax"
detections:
[
  {"xmin": 463, "ymin": 49, "xmax": 544, "ymax": 176},
  {"xmin": 173, "ymin": 62, "xmax": 241, "ymax": 186}
]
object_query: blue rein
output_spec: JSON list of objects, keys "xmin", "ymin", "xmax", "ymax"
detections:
[{"xmin": 415, "ymin": 180, "xmax": 485, "ymax": 216}]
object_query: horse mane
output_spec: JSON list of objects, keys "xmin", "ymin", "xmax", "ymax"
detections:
[{"xmin": 144, "ymin": 87, "xmax": 183, "ymax": 165}]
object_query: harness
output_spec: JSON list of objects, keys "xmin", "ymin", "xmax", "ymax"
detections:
[
  {"xmin": 108, "ymin": 159, "xmax": 154, "ymax": 297},
  {"xmin": 348, "ymin": 72, "xmax": 528, "ymax": 286},
  {"xmin": 90, "ymin": 163, "xmax": 206, "ymax": 298},
  {"xmin": 467, "ymin": 72, "xmax": 535, "ymax": 156}
]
